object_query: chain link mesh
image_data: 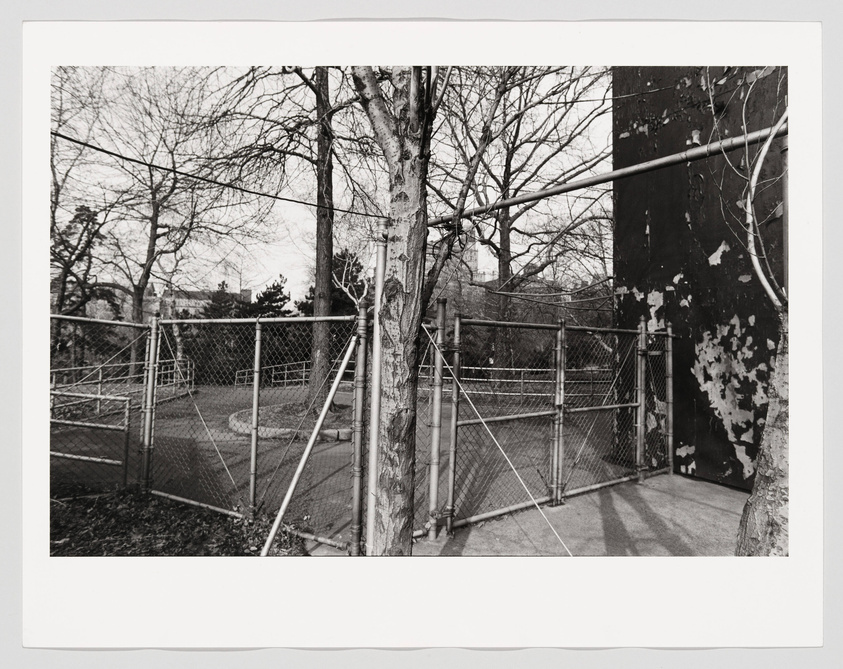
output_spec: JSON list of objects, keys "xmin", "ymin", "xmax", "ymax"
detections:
[
  {"xmin": 255, "ymin": 320, "xmax": 358, "ymax": 547},
  {"xmin": 50, "ymin": 317, "xmax": 149, "ymax": 497},
  {"xmin": 50, "ymin": 314, "xmax": 672, "ymax": 552},
  {"xmin": 446, "ymin": 321, "xmax": 557, "ymax": 524},
  {"xmin": 561, "ymin": 329, "xmax": 639, "ymax": 493}
]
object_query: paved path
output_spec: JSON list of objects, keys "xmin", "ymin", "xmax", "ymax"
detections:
[{"xmin": 311, "ymin": 474, "xmax": 749, "ymax": 556}]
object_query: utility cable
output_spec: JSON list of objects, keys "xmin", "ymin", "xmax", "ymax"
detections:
[{"xmin": 51, "ymin": 130, "xmax": 387, "ymax": 220}]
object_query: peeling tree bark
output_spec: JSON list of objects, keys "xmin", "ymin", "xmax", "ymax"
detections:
[
  {"xmin": 352, "ymin": 66, "xmax": 434, "ymax": 555},
  {"xmin": 735, "ymin": 309, "xmax": 788, "ymax": 556}
]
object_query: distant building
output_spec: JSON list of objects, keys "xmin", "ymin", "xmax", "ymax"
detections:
[{"xmin": 159, "ymin": 287, "xmax": 252, "ymax": 319}]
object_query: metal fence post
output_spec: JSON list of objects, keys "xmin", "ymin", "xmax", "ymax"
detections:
[
  {"xmin": 122, "ymin": 398, "xmax": 131, "ymax": 488},
  {"xmin": 350, "ymin": 302, "xmax": 369, "ymax": 556},
  {"xmin": 665, "ymin": 323, "xmax": 674, "ymax": 475},
  {"xmin": 96, "ymin": 368, "xmax": 103, "ymax": 415},
  {"xmin": 635, "ymin": 316, "xmax": 647, "ymax": 483},
  {"xmin": 445, "ymin": 313, "xmax": 461, "ymax": 536},
  {"xmin": 248, "ymin": 319, "xmax": 263, "ymax": 517},
  {"xmin": 551, "ymin": 319, "xmax": 566, "ymax": 505},
  {"xmin": 428, "ymin": 298, "xmax": 447, "ymax": 540},
  {"xmin": 140, "ymin": 316, "xmax": 160, "ymax": 493}
]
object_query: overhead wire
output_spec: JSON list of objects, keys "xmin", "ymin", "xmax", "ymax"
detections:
[{"xmin": 51, "ymin": 130, "xmax": 387, "ymax": 220}]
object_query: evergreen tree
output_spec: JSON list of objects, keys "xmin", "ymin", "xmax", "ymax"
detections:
[{"xmin": 251, "ymin": 275, "xmax": 293, "ymax": 318}]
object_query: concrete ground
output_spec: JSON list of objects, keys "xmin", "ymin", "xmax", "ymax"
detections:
[{"xmin": 311, "ymin": 474, "xmax": 749, "ymax": 557}]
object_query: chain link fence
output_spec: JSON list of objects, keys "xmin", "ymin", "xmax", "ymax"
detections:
[
  {"xmin": 50, "ymin": 316, "xmax": 151, "ymax": 497},
  {"xmin": 422, "ymin": 317, "xmax": 674, "ymax": 535},
  {"xmin": 50, "ymin": 311, "xmax": 673, "ymax": 554}
]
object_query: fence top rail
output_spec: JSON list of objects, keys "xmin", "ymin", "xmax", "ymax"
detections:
[
  {"xmin": 50, "ymin": 314, "xmax": 150, "ymax": 330},
  {"xmin": 461, "ymin": 318, "xmax": 560, "ymax": 331},
  {"xmin": 51, "ymin": 356, "xmax": 183, "ymax": 374},
  {"xmin": 566, "ymin": 325, "xmax": 640, "ymax": 335},
  {"xmin": 159, "ymin": 315, "xmax": 356, "ymax": 325},
  {"xmin": 51, "ymin": 389, "xmax": 131, "ymax": 402}
]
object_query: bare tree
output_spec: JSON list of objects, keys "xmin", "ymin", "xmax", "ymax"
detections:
[
  {"xmin": 733, "ymin": 107, "xmax": 789, "ymax": 556},
  {"xmin": 428, "ymin": 66, "xmax": 612, "ymax": 363},
  {"xmin": 351, "ymin": 65, "xmax": 440, "ymax": 555},
  {"xmin": 52, "ymin": 67, "xmax": 275, "ymax": 371}
]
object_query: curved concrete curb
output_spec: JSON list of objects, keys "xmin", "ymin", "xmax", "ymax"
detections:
[{"xmin": 228, "ymin": 408, "xmax": 352, "ymax": 442}]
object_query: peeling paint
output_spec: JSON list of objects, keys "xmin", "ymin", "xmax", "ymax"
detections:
[
  {"xmin": 673, "ymin": 273, "xmax": 684, "ymax": 284},
  {"xmin": 708, "ymin": 240, "xmax": 730, "ymax": 266},
  {"xmin": 619, "ymin": 131, "xmax": 630, "ymax": 139},
  {"xmin": 646, "ymin": 290, "xmax": 664, "ymax": 331},
  {"xmin": 748, "ymin": 315, "xmax": 756, "ymax": 326},
  {"xmin": 691, "ymin": 315, "xmax": 770, "ymax": 479},
  {"xmin": 679, "ymin": 296, "xmax": 692, "ymax": 308},
  {"xmin": 767, "ymin": 339, "xmax": 776, "ymax": 350},
  {"xmin": 631, "ymin": 287, "xmax": 645, "ymax": 302},
  {"xmin": 675, "ymin": 444, "xmax": 696, "ymax": 458},
  {"xmin": 738, "ymin": 274, "xmax": 752, "ymax": 283}
]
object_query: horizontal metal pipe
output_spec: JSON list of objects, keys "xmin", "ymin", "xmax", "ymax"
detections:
[
  {"xmin": 565, "ymin": 402, "xmax": 639, "ymax": 414},
  {"xmin": 566, "ymin": 325, "xmax": 640, "ymax": 335},
  {"xmin": 563, "ymin": 475, "xmax": 638, "ymax": 498},
  {"xmin": 461, "ymin": 318, "xmax": 560, "ymax": 331},
  {"xmin": 451, "ymin": 496, "xmax": 553, "ymax": 529},
  {"xmin": 49, "ymin": 451, "xmax": 122, "ymax": 466},
  {"xmin": 563, "ymin": 468, "xmax": 670, "ymax": 499},
  {"xmin": 51, "ymin": 390, "xmax": 132, "ymax": 402},
  {"xmin": 457, "ymin": 409, "xmax": 556, "ymax": 427},
  {"xmin": 429, "ymin": 122, "xmax": 788, "ymax": 226},
  {"xmin": 456, "ymin": 390, "xmax": 553, "ymax": 398},
  {"xmin": 50, "ymin": 418, "xmax": 127, "ymax": 432},
  {"xmin": 160, "ymin": 315, "xmax": 355, "ymax": 325},
  {"xmin": 149, "ymin": 490, "xmax": 244, "ymax": 519},
  {"xmin": 49, "ymin": 314, "xmax": 150, "ymax": 329},
  {"xmin": 282, "ymin": 525, "xmax": 348, "ymax": 552}
]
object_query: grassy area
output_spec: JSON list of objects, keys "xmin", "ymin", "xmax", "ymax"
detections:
[{"xmin": 50, "ymin": 489, "xmax": 307, "ymax": 557}]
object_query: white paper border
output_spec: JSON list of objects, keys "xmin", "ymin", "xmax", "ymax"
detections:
[{"xmin": 22, "ymin": 20, "xmax": 823, "ymax": 648}]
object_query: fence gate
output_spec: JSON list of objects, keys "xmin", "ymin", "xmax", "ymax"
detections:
[
  {"xmin": 421, "ymin": 315, "xmax": 674, "ymax": 536},
  {"xmin": 50, "ymin": 315, "xmax": 150, "ymax": 497}
]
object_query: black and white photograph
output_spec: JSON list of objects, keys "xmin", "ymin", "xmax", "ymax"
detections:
[
  {"xmin": 46, "ymin": 63, "xmax": 789, "ymax": 559},
  {"xmin": 19, "ymin": 19, "xmax": 824, "ymax": 651}
]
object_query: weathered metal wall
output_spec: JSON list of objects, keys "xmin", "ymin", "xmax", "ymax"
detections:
[{"xmin": 612, "ymin": 66, "xmax": 787, "ymax": 489}]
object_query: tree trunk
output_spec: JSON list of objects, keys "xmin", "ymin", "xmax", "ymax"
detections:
[
  {"xmin": 352, "ymin": 65, "xmax": 432, "ymax": 555},
  {"xmin": 308, "ymin": 66, "xmax": 335, "ymax": 412},
  {"xmin": 735, "ymin": 309, "xmax": 789, "ymax": 556},
  {"xmin": 129, "ymin": 286, "xmax": 146, "ymax": 378},
  {"xmin": 494, "ymin": 207, "xmax": 516, "ymax": 388}
]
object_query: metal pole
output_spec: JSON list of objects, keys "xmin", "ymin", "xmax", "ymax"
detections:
[
  {"xmin": 428, "ymin": 122, "xmax": 789, "ymax": 227},
  {"xmin": 140, "ymin": 316, "xmax": 159, "ymax": 492},
  {"xmin": 551, "ymin": 319, "xmax": 566, "ymax": 504},
  {"xmin": 122, "ymin": 399, "xmax": 131, "ymax": 488},
  {"xmin": 428, "ymin": 298, "xmax": 447, "ymax": 540},
  {"xmin": 97, "ymin": 368, "xmax": 103, "ymax": 415},
  {"xmin": 665, "ymin": 324, "xmax": 674, "ymax": 475},
  {"xmin": 249, "ymin": 319, "xmax": 263, "ymax": 517},
  {"xmin": 261, "ymin": 334, "xmax": 359, "ymax": 557},
  {"xmin": 365, "ymin": 217, "xmax": 388, "ymax": 555},
  {"xmin": 445, "ymin": 314, "xmax": 462, "ymax": 535},
  {"xmin": 781, "ymin": 136, "xmax": 789, "ymax": 294},
  {"xmin": 350, "ymin": 302, "xmax": 369, "ymax": 556},
  {"xmin": 636, "ymin": 316, "xmax": 647, "ymax": 484}
]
